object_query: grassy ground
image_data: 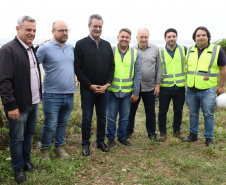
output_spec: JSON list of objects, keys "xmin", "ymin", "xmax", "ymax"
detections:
[{"xmin": 0, "ymin": 90, "xmax": 226, "ymax": 185}]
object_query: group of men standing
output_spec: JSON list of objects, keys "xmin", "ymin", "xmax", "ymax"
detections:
[{"xmin": 0, "ymin": 14, "xmax": 225, "ymax": 184}]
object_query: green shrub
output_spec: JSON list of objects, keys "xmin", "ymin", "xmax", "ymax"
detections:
[
  {"xmin": 0, "ymin": 108, "xmax": 9, "ymax": 150},
  {"xmin": 215, "ymin": 38, "xmax": 226, "ymax": 54}
]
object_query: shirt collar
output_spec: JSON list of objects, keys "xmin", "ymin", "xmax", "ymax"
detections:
[
  {"xmin": 137, "ymin": 43, "xmax": 151, "ymax": 50},
  {"xmin": 147, "ymin": 43, "xmax": 152, "ymax": 48},
  {"xmin": 17, "ymin": 36, "xmax": 31, "ymax": 50},
  {"xmin": 88, "ymin": 34, "xmax": 100, "ymax": 44},
  {"xmin": 117, "ymin": 44, "xmax": 130, "ymax": 54},
  {"xmin": 195, "ymin": 42, "xmax": 210, "ymax": 50},
  {"xmin": 51, "ymin": 38, "xmax": 68, "ymax": 47},
  {"xmin": 165, "ymin": 43, "xmax": 179, "ymax": 52}
]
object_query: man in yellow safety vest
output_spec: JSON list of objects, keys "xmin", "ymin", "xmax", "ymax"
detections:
[
  {"xmin": 106, "ymin": 28, "xmax": 141, "ymax": 147},
  {"xmin": 182, "ymin": 26, "xmax": 226, "ymax": 148},
  {"xmin": 158, "ymin": 28, "xmax": 187, "ymax": 142}
]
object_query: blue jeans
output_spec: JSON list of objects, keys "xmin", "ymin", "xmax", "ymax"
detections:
[
  {"xmin": 127, "ymin": 89, "xmax": 156, "ymax": 136},
  {"xmin": 158, "ymin": 87, "xmax": 185, "ymax": 133},
  {"xmin": 106, "ymin": 91, "xmax": 132, "ymax": 140},
  {"xmin": 186, "ymin": 87, "xmax": 216, "ymax": 139},
  {"xmin": 80, "ymin": 84, "xmax": 107, "ymax": 145},
  {"xmin": 40, "ymin": 93, "xmax": 74, "ymax": 148},
  {"xmin": 4, "ymin": 104, "xmax": 38, "ymax": 170}
]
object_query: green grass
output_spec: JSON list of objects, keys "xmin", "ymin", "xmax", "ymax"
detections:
[{"xmin": 0, "ymin": 91, "xmax": 226, "ymax": 184}]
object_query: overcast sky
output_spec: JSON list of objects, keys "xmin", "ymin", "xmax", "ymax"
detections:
[{"xmin": 0, "ymin": 0, "xmax": 225, "ymax": 43}]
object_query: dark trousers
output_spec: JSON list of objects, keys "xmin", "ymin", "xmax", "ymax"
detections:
[
  {"xmin": 80, "ymin": 84, "xmax": 107, "ymax": 145},
  {"xmin": 158, "ymin": 87, "xmax": 185, "ymax": 133},
  {"xmin": 127, "ymin": 89, "xmax": 156, "ymax": 136}
]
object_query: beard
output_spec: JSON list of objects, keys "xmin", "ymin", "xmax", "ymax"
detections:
[{"xmin": 55, "ymin": 36, "xmax": 68, "ymax": 43}]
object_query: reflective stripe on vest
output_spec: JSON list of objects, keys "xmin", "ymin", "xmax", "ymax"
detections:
[
  {"xmin": 186, "ymin": 44, "xmax": 220, "ymax": 89},
  {"xmin": 186, "ymin": 46, "xmax": 193, "ymax": 62},
  {"xmin": 109, "ymin": 47, "xmax": 137, "ymax": 92},
  {"xmin": 160, "ymin": 46, "xmax": 186, "ymax": 87},
  {"xmin": 110, "ymin": 84, "xmax": 133, "ymax": 89}
]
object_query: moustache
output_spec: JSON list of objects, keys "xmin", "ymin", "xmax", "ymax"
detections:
[{"xmin": 94, "ymin": 30, "xmax": 101, "ymax": 33}]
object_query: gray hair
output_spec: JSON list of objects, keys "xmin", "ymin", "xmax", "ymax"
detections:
[
  {"xmin": 17, "ymin": 15, "xmax": 36, "ymax": 27},
  {"xmin": 137, "ymin": 28, "xmax": 149, "ymax": 36},
  {"xmin": 88, "ymin": 14, "xmax": 103, "ymax": 26}
]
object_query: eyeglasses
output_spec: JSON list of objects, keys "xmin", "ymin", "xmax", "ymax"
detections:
[{"xmin": 54, "ymin": 29, "xmax": 70, "ymax": 33}]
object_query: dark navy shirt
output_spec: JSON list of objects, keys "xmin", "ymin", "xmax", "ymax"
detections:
[{"xmin": 165, "ymin": 44, "xmax": 187, "ymax": 58}]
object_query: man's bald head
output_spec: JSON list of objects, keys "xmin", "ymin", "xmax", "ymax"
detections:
[{"xmin": 52, "ymin": 20, "xmax": 69, "ymax": 46}]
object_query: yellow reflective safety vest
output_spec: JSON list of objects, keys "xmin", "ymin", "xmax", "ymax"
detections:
[
  {"xmin": 108, "ymin": 46, "xmax": 137, "ymax": 93},
  {"xmin": 186, "ymin": 44, "xmax": 220, "ymax": 89},
  {"xmin": 159, "ymin": 46, "xmax": 186, "ymax": 87}
]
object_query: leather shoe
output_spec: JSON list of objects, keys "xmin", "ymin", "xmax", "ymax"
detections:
[
  {"xmin": 82, "ymin": 144, "xmax": 90, "ymax": 156},
  {"xmin": 206, "ymin": 138, "xmax": 215, "ymax": 149},
  {"xmin": 108, "ymin": 139, "xmax": 117, "ymax": 147},
  {"xmin": 14, "ymin": 169, "xmax": 26, "ymax": 184},
  {"xmin": 24, "ymin": 162, "xmax": 39, "ymax": 173},
  {"xmin": 118, "ymin": 138, "xmax": 132, "ymax": 146},
  {"xmin": 173, "ymin": 131, "xmax": 185, "ymax": 140},
  {"xmin": 182, "ymin": 132, "xmax": 198, "ymax": 142},
  {"xmin": 97, "ymin": 143, "xmax": 110, "ymax": 152},
  {"xmin": 159, "ymin": 133, "xmax": 167, "ymax": 142},
  {"xmin": 148, "ymin": 134, "xmax": 158, "ymax": 142}
]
